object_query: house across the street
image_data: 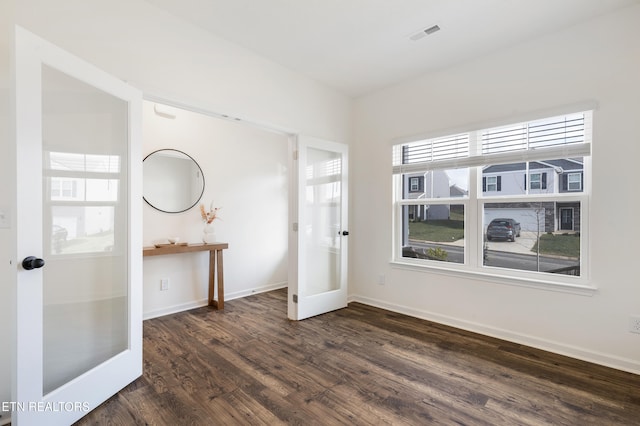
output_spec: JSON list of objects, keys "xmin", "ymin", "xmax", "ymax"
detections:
[{"xmin": 482, "ymin": 158, "xmax": 583, "ymax": 232}]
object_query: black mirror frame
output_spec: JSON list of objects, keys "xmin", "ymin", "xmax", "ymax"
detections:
[{"xmin": 143, "ymin": 148, "xmax": 205, "ymax": 213}]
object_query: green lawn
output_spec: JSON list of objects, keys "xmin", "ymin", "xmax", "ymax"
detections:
[
  {"xmin": 531, "ymin": 233, "xmax": 580, "ymax": 259},
  {"xmin": 408, "ymin": 219, "xmax": 464, "ymax": 242}
]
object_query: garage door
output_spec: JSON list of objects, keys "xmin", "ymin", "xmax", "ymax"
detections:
[{"xmin": 484, "ymin": 208, "xmax": 545, "ymax": 232}]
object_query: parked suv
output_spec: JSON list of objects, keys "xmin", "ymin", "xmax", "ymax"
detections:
[{"xmin": 486, "ymin": 218, "xmax": 521, "ymax": 242}]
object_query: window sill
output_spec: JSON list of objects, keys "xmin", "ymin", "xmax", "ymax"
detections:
[{"xmin": 390, "ymin": 259, "xmax": 597, "ymax": 296}]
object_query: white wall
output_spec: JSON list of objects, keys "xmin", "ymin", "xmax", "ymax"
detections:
[
  {"xmin": 142, "ymin": 101, "xmax": 289, "ymax": 318},
  {"xmin": 0, "ymin": 0, "xmax": 351, "ymax": 414},
  {"xmin": 351, "ymin": 5, "xmax": 640, "ymax": 373},
  {"xmin": 10, "ymin": 0, "xmax": 351, "ymax": 142}
]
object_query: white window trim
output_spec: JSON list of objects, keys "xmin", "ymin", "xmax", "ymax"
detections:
[
  {"xmin": 393, "ymin": 174, "xmax": 591, "ymax": 290},
  {"xmin": 393, "ymin": 191, "xmax": 591, "ymax": 298},
  {"xmin": 391, "ymin": 109, "xmax": 593, "ymax": 292},
  {"xmin": 390, "ymin": 259, "xmax": 596, "ymax": 296}
]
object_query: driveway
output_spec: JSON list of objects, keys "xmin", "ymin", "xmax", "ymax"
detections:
[{"xmin": 486, "ymin": 231, "xmax": 537, "ymax": 255}]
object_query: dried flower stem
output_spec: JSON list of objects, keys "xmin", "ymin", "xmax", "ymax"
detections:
[{"xmin": 200, "ymin": 203, "xmax": 221, "ymax": 224}]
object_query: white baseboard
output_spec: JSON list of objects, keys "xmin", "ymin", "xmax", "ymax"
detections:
[
  {"xmin": 143, "ymin": 282, "xmax": 288, "ymax": 320},
  {"xmin": 348, "ymin": 294, "xmax": 640, "ymax": 376},
  {"xmin": 143, "ymin": 299, "xmax": 209, "ymax": 320},
  {"xmin": 225, "ymin": 281, "xmax": 287, "ymax": 300}
]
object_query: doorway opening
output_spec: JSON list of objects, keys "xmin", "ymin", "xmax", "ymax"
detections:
[{"xmin": 141, "ymin": 100, "xmax": 291, "ymax": 319}]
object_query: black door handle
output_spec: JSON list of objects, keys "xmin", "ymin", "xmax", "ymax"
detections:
[
  {"xmin": 22, "ymin": 256, "xmax": 45, "ymax": 270},
  {"xmin": 342, "ymin": 231, "xmax": 349, "ymax": 236}
]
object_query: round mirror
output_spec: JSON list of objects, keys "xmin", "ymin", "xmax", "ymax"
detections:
[{"xmin": 143, "ymin": 149, "xmax": 205, "ymax": 213}]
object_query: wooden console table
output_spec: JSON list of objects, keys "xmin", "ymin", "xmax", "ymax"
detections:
[{"xmin": 143, "ymin": 243, "xmax": 229, "ymax": 310}]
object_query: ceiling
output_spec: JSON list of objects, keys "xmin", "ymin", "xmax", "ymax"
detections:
[{"xmin": 146, "ymin": 0, "xmax": 639, "ymax": 97}]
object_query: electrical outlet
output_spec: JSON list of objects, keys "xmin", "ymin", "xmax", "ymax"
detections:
[
  {"xmin": 630, "ymin": 316, "xmax": 640, "ymax": 334},
  {"xmin": 377, "ymin": 274, "xmax": 386, "ymax": 285},
  {"xmin": 160, "ymin": 278, "xmax": 169, "ymax": 291}
]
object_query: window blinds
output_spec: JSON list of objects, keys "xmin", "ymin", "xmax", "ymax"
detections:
[
  {"xmin": 393, "ymin": 111, "xmax": 592, "ymax": 174},
  {"xmin": 482, "ymin": 113, "xmax": 586, "ymax": 154}
]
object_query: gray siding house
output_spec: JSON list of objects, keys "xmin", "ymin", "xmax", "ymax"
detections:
[
  {"xmin": 404, "ymin": 171, "xmax": 464, "ymax": 221},
  {"xmin": 482, "ymin": 159, "xmax": 583, "ymax": 232}
]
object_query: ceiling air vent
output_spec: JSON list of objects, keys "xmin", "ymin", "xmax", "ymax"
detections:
[{"xmin": 410, "ymin": 25, "xmax": 441, "ymax": 41}]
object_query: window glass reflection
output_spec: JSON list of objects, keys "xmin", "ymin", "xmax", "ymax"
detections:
[
  {"xmin": 46, "ymin": 151, "xmax": 121, "ymax": 255},
  {"xmin": 51, "ymin": 206, "xmax": 115, "ymax": 254},
  {"xmin": 49, "ymin": 151, "xmax": 120, "ymax": 173}
]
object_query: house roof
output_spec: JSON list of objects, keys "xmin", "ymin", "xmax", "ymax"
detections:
[{"xmin": 483, "ymin": 159, "xmax": 583, "ymax": 174}]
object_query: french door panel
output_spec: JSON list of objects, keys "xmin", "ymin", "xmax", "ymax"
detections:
[
  {"xmin": 288, "ymin": 136, "xmax": 348, "ymax": 321},
  {"xmin": 12, "ymin": 26, "xmax": 142, "ymax": 425}
]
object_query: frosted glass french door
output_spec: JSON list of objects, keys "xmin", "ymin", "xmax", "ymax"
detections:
[
  {"xmin": 288, "ymin": 136, "xmax": 348, "ymax": 320},
  {"xmin": 12, "ymin": 26, "xmax": 142, "ymax": 425}
]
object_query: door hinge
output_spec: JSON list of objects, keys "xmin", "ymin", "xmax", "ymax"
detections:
[
  {"xmin": 292, "ymin": 222, "xmax": 298, "ymax": 232},
  {"xmin": 292, "ymin": 294, "xmax": 298, "ymax": 303}
]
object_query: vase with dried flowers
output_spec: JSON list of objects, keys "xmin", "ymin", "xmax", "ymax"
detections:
[{"xmin": 200, "ymin": 202, "xmax": 221, "ymax": 244}]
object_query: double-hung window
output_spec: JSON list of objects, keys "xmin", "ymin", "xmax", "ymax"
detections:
[
  {"xmin": 392, "ymin": 111, "xmax": 592, "ymax": 288},
  {"xmin": 485, "ymin": 176, "xmax": 498, "ymax": 192},
  {"xmin": 409, "ymin": 176, "xmax": 423, "ymax": 192},
  {"xmin": 529, "ymin": 173, "xmax": 542, "ymax": 190},
  {"xmin": 567, "ymin": 173, "xmax": 582, "ymax": 191}
]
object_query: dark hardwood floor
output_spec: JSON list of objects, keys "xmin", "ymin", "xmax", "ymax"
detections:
[{"xmin": 75, "ymin": 289, "xmax": 640, "ymax": 425}]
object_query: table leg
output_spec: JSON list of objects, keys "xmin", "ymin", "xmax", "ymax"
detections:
[
  {"xmin": 216, "ymin": 248, "xmax": 224, "ymax": 310},
  {"xmin": 207, "ymin": 249, "xmax": 224, "ymax": 310},
  {"xmin": 208, "ymin": 249, "xmax": 217, "ymax": 308}
]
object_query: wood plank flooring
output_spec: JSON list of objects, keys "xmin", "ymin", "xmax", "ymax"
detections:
[{"xmin": 75, "ymin": 289, "xmax": 640, "ymax": 425}]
